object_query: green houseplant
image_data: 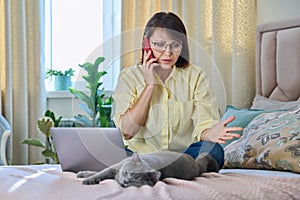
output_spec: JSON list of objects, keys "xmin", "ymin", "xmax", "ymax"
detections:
[
  {"xmin": 21, "ymin": 110, "xmax": 62, "ymax": 164},
  {"xmin": 69, "ymin": 57, "xmax": 112, "ymax": 127},
  {"xmin": 46, "ymin": 68, "xmax": 75, "ymax": 91}
]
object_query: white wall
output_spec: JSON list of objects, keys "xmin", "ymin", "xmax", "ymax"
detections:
[
  {"xmin": 47, "ymin": 91, "xmax": 84, "ymax": 119},
  {"xmin": 47, "ymin": 91, "xmax": 112, "ymax": 119},
  {"xmin": 257, "ymin": 0, "xmax": 300, "ymax": 24}
]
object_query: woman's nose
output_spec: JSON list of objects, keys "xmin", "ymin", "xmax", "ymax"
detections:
[{"xmin": 164, "ymin": 46, "xmax": 172, "ymax": 54}]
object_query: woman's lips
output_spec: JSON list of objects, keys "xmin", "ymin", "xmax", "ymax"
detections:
[{"xmin": 161, "ymin": 59, "xmax": 172, "ymax": 64}]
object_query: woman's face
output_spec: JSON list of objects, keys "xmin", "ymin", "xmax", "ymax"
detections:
[{"xmin": 149, "ymin": 28, "xmax": 182, "ymax": 69}]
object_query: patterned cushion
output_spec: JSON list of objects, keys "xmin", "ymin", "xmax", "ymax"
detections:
[{"xmin": 224, "ymin": 108, "xmax": 300, "ymax": 173}]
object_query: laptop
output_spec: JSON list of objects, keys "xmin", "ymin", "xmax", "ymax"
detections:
[{"xmin": 51, "ymin": 127, "xmax": 127, "ymax": 173}]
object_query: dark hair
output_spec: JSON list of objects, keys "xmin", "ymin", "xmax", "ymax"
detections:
[{"xmin": 141, "ymin": 12, "xmax": 190, "ymax": 68}]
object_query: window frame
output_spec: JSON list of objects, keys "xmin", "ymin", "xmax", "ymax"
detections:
[{"xmin": 45, "ymin": 0, "xmax": 121, "ymax": 93}]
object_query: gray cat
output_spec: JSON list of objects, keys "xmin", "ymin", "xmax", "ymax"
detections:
[{"xmin": 77, "ymin": 151, "xmax": 219, "ymax": 187}]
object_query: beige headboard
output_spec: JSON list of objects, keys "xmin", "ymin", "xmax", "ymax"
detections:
[{"xmin": 256, "ymin": 17, "xmax": 300, "ymax": 101}]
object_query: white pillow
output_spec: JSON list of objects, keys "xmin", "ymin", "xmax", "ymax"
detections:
[{"xmin": 251, "ymin": 95, "xmax": 300, "ymax": 110}]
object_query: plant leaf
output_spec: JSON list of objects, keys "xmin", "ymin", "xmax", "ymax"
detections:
[
  {"xmin": 44, "ymin": 110, "xmax": 62, "ymax": 127},
  {"xmin": 54, "ymin": 116, "xmax": 62, "ymax": 127},
  {"xmin": 37, "ymin": 117, "xmax": 53, "ymax": 137},
  {"xmin": 94, "ymin": 57, "xmax": 105, "ymax": 66},
  {"xmin": 77, "ymin": 103, "xmax": 94, "ymax": 117},
  {"xmin": 98, "ymin": 71, "xmax": 107, "ymax": 77},
  {"xmin": 79, "ymin": 62, "xmax": 93, "ymax": 68},
  {"xmin": 105, "ymin": 96, "xmax": 112, "ymax": 105},
  {"xmin": 21, "ymin": 139, "xmax": 45, "ymax": 148},
  {"xmin": 69, "ymin": 88, "xmax": 91, "ymax": 103},
  {"xmin": 45, "ymin": 110, "xmax": 55, "ymax": 120},
  {"xmin": 100, "ymin": 115, "xmax": 109, "ymax": 127},
  {"xmin": 42, "ymin": 149, "xmax": 57, "ymax": 159}
]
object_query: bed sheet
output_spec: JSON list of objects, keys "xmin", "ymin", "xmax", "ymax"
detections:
[{"xmin": 1, "ymin": 164, "xmax": 299, "ymax": 200}]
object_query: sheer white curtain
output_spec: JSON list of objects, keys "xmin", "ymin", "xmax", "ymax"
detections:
[
  {"xmin": 121, "ymin": 0, "xmax": 256, "ymax": 111},
  {"xmin": 0, "ymin": 0, "xmax": 46, "ymax": 164}
]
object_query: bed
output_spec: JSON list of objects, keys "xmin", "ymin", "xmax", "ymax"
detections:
[{"xmin": 1, "ymin": 18, "xmax": 300, "ymax": 200}]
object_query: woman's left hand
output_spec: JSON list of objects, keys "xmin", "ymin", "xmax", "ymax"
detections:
[{"xmin": 203, "ymin": 116, "xmax": 243, "ymax": 144}]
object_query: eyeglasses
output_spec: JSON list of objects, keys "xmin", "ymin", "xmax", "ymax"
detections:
[{"xmin": 151, "ymin": 41, "xmax": 183, "ymax": 53}]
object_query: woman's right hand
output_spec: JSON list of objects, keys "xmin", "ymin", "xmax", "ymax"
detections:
[
  {"xmin": 121, "ymin": 50, "xmax": 158, "ymax": 139},
  {"xmin": 141, "ymin": 50, "xmax": 159, "ymax": 85}
]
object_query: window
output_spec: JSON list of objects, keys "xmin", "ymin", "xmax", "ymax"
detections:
[{"xmin": 45, "ymin": 0, "xmax": 121, "ymax": 92}]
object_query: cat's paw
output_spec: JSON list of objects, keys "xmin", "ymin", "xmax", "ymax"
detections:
[
  {"xmin": 76, "ymin": 171, "xmax": 96, "ymax": 178},
  {"xmin": 82, "ymin": 177, "xmax": 101, "ymax": 185}
]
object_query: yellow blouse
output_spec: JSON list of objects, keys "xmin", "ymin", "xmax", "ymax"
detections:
[{"xmin": 112, "ymin": 63, "xmax": 220, "ymax": 153}]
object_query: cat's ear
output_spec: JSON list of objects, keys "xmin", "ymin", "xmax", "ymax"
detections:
[
  {"xmin": 131, "ymin": 152, "xmax": 142, "ymax": 162},
  {"xmin": 147, "ymin": 171, "xmax": 161, "ymax": 182}
]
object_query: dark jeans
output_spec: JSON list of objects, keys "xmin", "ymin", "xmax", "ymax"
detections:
[{"xmin": 125, "ymin": 141, "xmax": 224, "ymax": 169}]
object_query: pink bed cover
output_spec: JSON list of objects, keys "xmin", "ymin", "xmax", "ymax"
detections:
[{"xmin": 1, "ymin": 164, "xmax": 299, "ymax": 200}]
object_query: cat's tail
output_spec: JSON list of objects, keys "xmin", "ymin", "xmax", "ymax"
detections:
[{"xmin": 195, "ymin": 153, "xmax": 219, "ymax": 175}]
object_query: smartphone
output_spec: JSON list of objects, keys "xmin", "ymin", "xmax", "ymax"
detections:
[{"xmin": 143, "ymin": 36, "xmax": 155, "ymax": 59}]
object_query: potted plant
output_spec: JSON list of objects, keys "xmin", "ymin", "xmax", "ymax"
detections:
[
  {"xmin": 21, "ymin": 110, "xmax": 62, "ymax": 164},
  {"xmin": 69, "ymin": 57, "xmax": 113, "ymax": 127},
  {"xmin": 46, "ymin": 68, "xmax": 75, "ymax": 91}
]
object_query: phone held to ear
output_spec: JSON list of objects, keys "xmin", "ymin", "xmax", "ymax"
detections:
[{"xmin": 143, "ymin": 37, "xmax": 155, "ymax": 59}]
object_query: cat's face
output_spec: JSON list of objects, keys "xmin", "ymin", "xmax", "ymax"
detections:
[{"xmin": 115, "ymin": 153, "xmax": 161, "ymax": 187}]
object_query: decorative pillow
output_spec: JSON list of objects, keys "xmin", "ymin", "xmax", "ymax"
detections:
[
  {"xmin": 251, "ymin": 95, "xmax": 300, "ymax": 111},
  {"xmin": 224, "ymin": 108, "xmax": 300, "ymax": 173},
  {"xmin": 221, "ymin": 105, "xmax": 267, "ymax": 147}
]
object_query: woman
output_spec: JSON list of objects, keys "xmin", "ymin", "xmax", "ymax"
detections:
[{"xmin": 112, "ymin": 12, "xmax": 242, "ymax": 168}]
